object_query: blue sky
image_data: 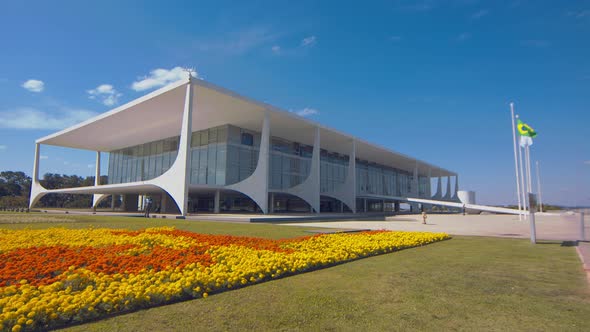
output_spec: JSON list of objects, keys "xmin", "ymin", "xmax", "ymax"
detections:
[{"xmin": 0, "ymin": 0, "xmax": 589, "ymax": 206}]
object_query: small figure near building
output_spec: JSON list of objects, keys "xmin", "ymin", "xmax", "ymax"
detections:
[
  {"xmin": 422, "ymin": 211, "xmax": 427, "ymax": 224},
  {"xmin": 144, "ymin": 197, "xmax": 152, "ymax": 218}
]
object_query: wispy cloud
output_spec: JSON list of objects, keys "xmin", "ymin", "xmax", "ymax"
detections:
[
  {"xmin": 271, "ymin": 45, "xmax": 281, "ymax": 54},
  {"xmin": 195, "ymin": 26, "xmax": 278, "ymax": 55},
  {"xmin": 390, "ymin": 35, "xmax": 403, "ymax": 42},
  {"xmin": 471, "ymin": 9, "xmax": 489, "ymax": 19},
  {"xmin": 294, "ymin": 108, "xmax": 319, "ymax": 117},
  {"xmin": 521, "ymin": 39, "xmax": 551, "ymax": 48},
  {"xmin": 22, "ymin": 79, "xmax": 45, "ymax": 93},
  {"xmin": 0, "ymin": 145, "xmax": 6, "ymax": 151},
  {"xmin": 457, "ymin": 32, "xmax": 471, "ymax": 41},
  {"xmin": 131, "ymin": 67, "xmax": 197, "ymax": 92},
  {"xmin": 566, "ymin": 9, "xmax": 590, "ymax": 19},
  {"xmin": 0, "ymin": 107, "xmax": 98, "ymax": 130},
  {"xmin": 301, "ymin": 36, "xmax": 317, "ymax": 47},
  {"xmin": 40, "ymin": 155, "xmax": 48, "ymax": 160},
  {"xmin": 87, "ymin": 84, "xmax": 122, "ymax": 106},
  {"xmin": 87, "ymin": 164, "xmax": 94, "ymax": 169},
  {"xmin": 584, "ymin": 160, "xmax": 590, "ymax": 165}
]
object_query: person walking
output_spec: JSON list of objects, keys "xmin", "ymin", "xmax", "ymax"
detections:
[
  {"xmin": 422, "ymin": 211, "xmax": 427, "ymax": 224},
  {"xmin": 144, "ymin": 196, "xmax": 152, "ymax": 218}
]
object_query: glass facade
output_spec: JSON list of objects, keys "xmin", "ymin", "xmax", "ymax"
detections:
[
  {"xmin": 355, "ymin": 161, "xmax": 428, "ymax": 197},
  {"xmin": 269, "ymin": 137, "xmax": 312, "ymax": 190},
  {"xmin": 320, "ymin": 150, "xmax": 348, "ymax": 193},
  {"xmin": 108, "ymin": 136, "xmax": 179, "ymax": 184},
  {"xmin": 107, "ymin": 124, "xmax": 429, "ymax": 199},
  {"xmin": 107, "ymin": 125, "xmax": 261, "ymax": 186},
  {"xmin": 189, "ymin": 124, "xmax": 260, "ymax": 186}
]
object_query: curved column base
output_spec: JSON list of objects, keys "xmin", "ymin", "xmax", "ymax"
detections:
[
  {"xmin": 92, "ymin": 194, "xmax": 110, "ymax": 208},
  {"xmin": 224, "ymin": 112, "xmax": 270, "ymax": 214},
  {"xmin": 29, "ymin": 182, "xmax": 47, "ymax": 209},
  {"xmin": 321, "ymin": 192, "xmax": 354, "ymax": 213}
]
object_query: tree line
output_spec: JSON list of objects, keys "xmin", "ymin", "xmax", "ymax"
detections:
[{"xmin": 0, "ymin": 171, "xmax": 108, "ymax": 209}]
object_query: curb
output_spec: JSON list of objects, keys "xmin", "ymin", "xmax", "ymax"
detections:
[{"xmin": 575, "ymin": 243, "xmax": 590, "ymax": 285}]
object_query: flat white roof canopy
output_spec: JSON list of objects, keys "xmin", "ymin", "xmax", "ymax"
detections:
[{"xmin": 36, "ymin": 79, "xmax": 455, "ymax": 177}]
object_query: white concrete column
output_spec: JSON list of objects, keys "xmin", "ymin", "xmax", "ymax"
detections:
[
  {"xmin": 225, "ymin": 111, "xmax": 270, "ymax": 213},
  {"xmin": 444, "ymin": 176, "xmax": 452, "ymax": 200},
  {"xmin": 214, "ymin": 189, "xmax": 220, "ymax": 213},
  {"xmin": 149, "ymin": 78, "xmax": 193, "ymax": 216},
  {"xmin": 453, "ymin": 175, "xmax": 459, "ymax": 200},
  {"xmin": 322, "ymin": 139, "xmax": 356, "ymax": 213},
  {"xmin": 95, "ymin": 152, "xmax": 101, "ymax": 185},
  {"xmin": 433, "ymin": 174, "xmax": 442, "ymax": 199},
  {"xmin": 29, "ymin": 143, "xmax": 47, "ymax": 208},
  {"xmin": 33, "ymin": 143, "xmax": 40, "ymax": 182},
  {"xmin": 92, "ymin": 151, "xmax": 108, "ymax": 208},
  {"xmin": 281, "ymin": 126, "xmax": 321, "ymax": 213}
]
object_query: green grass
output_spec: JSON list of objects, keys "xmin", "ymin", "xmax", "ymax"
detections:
[
  {"xmin": 0, "ymin": 213, "xmax": 320, "ymax": 238},
  {"xmin": 1, "ymin": 214, "xmax": 589, "ymax": 331}
]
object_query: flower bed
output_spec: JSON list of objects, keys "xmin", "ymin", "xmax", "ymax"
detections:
[{"xmin": 0, "ymin": 227, "xmax": 448, "ymax": 331}]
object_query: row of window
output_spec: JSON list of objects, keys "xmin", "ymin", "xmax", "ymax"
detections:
[{"xmin": 108, "ymin": 124, "xmax": 430, "ymax": 197}]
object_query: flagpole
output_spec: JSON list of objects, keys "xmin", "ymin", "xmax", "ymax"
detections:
[
  {"xmin": 525, "ymin": 143, "xmax": 537, "ymax": 243},
  {"xmin": 525, "ymin": 143, "xmax": 533, "ymax": 193},
  {"xmin": 510, "ymin": 103, "xmax": 523, "ymax": 220},
  {"xmin": 516, "ymin": 115, "xmax": 527, "ymax": 219},
  {"xmin": 536, "ymin": 161, "xmax": 543, "ymax": 212}
]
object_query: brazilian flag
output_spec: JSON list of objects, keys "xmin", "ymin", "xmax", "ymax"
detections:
[{"xmin": 517, "ymin": 119, "xmax": 537, "ymax": 138}]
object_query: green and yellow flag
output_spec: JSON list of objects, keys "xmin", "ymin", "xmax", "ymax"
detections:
[{"xmin": 517, "ymin": 119, "xmax": 537, "ymax": 138}]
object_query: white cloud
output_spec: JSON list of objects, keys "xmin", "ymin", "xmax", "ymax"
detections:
[
  {"xmin": 390, "ymin": 36, "xmax": 402, "ymax": 42},
  {"xmin": 0, "ymin": 145, "xmax": 6, "ymax": 151},
  {"xmin": 567, "ymin": 10, "xmax": 590, "ymax": 19},
  {"xmin": 301, "ymin": 36, "xmax": 317, "ymax": 47},
  {"xmin": 22, "ymin": 79, "xmax": 45, "ymax": 92},
  {"xmin": 87, "ymin": 84, "xmax": 122, "ymax": 106},
  {"xmin": 40, "ymin": 155, "xmax": 48, "ymax": 160},
  {"xmin": 471, "ymin": 9, "xmax": 489, "ymax": 19},
  {"xmin": 271, "ymin": 45, "xmax": 281, "ymax": 54},
  {"xmin": 0, "ymin": 107, "xmax": 98, "ymax": 130},
  {"xmin": 87, "ymin": 164, "xmax": 95, "ymax": 168},
  {"xmin": 131, "ymin": 67, "xmax": 197, "ymax": 92},
  {"xmin": 294, "ymin": 108, "xmax": 319, "ymax": 117}
]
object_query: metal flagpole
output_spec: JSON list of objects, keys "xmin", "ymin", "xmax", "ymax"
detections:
[
  {"xmin": 525, "ymin": 143, "xmax": 537, "ymax": 243},
  {"xmin": 517, "ymin": 115, "xmax": 527, "ymax": 219},
  {"xmin": 510, "ymin": 103, "xmax": 523, "ymax": 220},
  {"xmin": 525, "ymin": 143, "xmax": 533, "ymax": 193},
  {"xmin": 536, "ymin": 161, "xmax": 543, "ymax": 212}
]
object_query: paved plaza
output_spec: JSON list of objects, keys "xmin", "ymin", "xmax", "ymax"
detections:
[{"xmin": 282, "ymin": 212, "xmax": 589, "ymax": 242}]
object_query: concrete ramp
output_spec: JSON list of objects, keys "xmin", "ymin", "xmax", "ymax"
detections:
[{"xmin": 406, "ymin": 197, "xmax": 523, "ymax": 215}]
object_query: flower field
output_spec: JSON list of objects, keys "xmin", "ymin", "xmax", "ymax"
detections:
[{"xmin": 0, "ymin": 227, "xmax": 448, "ymax": 331}]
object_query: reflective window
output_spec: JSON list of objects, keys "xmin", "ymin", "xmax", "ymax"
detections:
[{"xmin": 241, "ymin": 133, "xmax": 253, "ymax": 146}]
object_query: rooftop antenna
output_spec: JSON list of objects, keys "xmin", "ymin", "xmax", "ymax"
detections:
[{"xmin": 183, "ymin": 67, "xmax": 196, "ymax": 80}]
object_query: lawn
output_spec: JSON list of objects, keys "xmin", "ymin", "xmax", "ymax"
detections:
[{"xmin": 1, "ymin": 213, "xmax": 589, "ymax": 331}]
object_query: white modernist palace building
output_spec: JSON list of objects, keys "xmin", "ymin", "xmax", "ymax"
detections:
[{"xmin": 30, "ymin": 75, "xmax": 459, "ymax": 216}]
